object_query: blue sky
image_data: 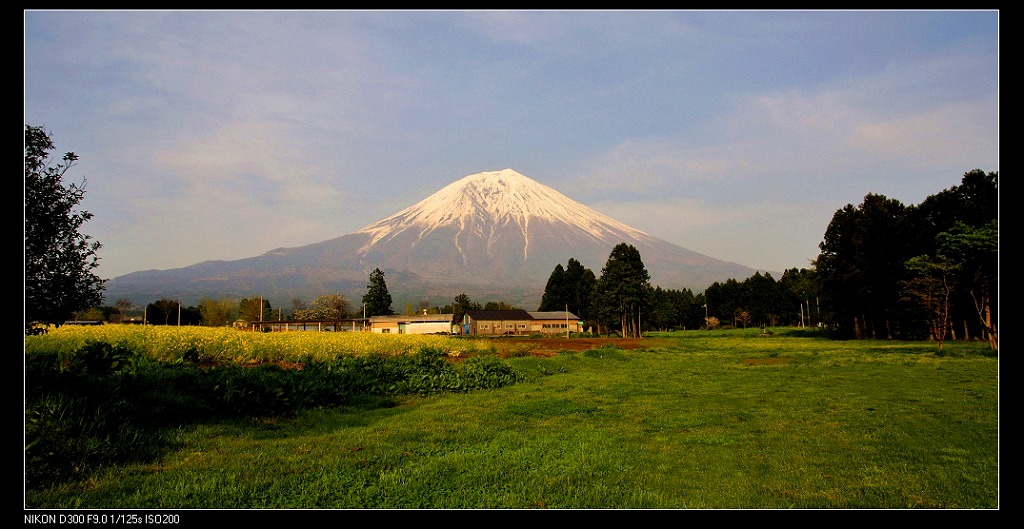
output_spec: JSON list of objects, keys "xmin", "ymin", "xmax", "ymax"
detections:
[{"xmin": 24, "ymin": 10, "xmax": 999, "ymax": 283}]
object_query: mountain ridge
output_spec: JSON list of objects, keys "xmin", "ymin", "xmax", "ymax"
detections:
[{"xmin": 104, "ymin": 169, "xmax": 760, "ymax": 309}]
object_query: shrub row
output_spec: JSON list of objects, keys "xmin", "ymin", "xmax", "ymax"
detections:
[{"xmin": 24, "ymin": 341, "xmax": 523, "ymax": 489}]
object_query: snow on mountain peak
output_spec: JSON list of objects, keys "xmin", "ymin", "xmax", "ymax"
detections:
[{"xmin": 354, "ymin": 169, "xmax": 651, "ymax": 253}]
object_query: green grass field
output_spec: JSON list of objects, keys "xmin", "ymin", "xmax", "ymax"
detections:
[{"xmin": 24, "ymin": 327, "xmax": 998, "ymax": 509}]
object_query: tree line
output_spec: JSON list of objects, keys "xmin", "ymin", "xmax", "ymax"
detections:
[
  {"xmin": 529, "ymin": 168, "xmax": 996, "ymax": 350},
  {"xmin": 25, "ymin": 124, "xmax": 997, "ymax": 348}
]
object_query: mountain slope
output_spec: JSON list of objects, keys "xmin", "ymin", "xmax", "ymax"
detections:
[{"xmin": 104, "ymin": 169, "xmax": 759, "ymax": 308}]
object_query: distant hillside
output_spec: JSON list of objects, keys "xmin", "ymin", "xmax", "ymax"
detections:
[{"xmin": 104, "ymin": 169, "xmax": 759, "ymax": 309}]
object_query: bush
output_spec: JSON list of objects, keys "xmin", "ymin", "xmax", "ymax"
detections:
[{"xmin": 25, "ymin": 339, "xmax": 526, "ymax": 489}]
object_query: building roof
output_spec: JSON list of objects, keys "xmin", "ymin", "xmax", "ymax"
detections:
[
  {"xmin": 369, "ymin": 314, "xmax": 454, "ymax": 323},
  {"xmin": 464, "ymin": 309, "xmax": 533, "ymax": 321},
  {"xmin": 528, "ymin": 311, "xmax": 580, "ymax": 321}
]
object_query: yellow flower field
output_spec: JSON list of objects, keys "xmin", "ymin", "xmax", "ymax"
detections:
[{"xmin": 25, "ymin": 324, "xmax": 484, "ymax": 364}]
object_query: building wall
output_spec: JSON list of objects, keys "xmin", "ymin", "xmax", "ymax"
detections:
[
  {"xmin": 402, "ymin": 322, "xmax": 453, "ymax": 335},
  {"xmin": 530, "ymin": 319, "xmax": 583, "ymax": 334},
  {"xmin": 371, "ymin": 322, "xmax": 400, "ymax": 334},
  {"xmin": 471, "ymin": 319, "xmax": 531, "ymax": 336},
  {"xmin": 371, "ymin": 320, "xmax": 453, "ymax": 334}
]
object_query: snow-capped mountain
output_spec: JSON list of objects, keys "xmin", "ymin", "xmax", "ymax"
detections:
[
  {"xmin": 346, "ymin": 168, "xmax": 663, "ymax": 279},
  {"xmin": 356, "ymin": 168, "xmax": 653, "ymax": 255},
  {"xmin": 104, "ymin": 169, "xmax": 759, "ymax": 308}
]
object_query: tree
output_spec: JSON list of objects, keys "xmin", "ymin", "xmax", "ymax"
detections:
[
  {"xmin": 290, "ymin": 298, "xmax": 306, "ymax": 320},
  {"xmin": 293, "ymin": 294, "xmax": 350, "ymax": 320},
  {"xmin": 937, "ymin": 221, "xmax": 998, "ymax": 350},
  {"xmin": 198, "ymin": 297, "xmax": 236, "ymax": 327},
  {"xmin": 704, "ymin": 278, "xmax": 740, "ymax": 327},
  {"xmin": 24, "ymin": 125, "xmax": 105, "ymax": 328},
  {"xmin": 901, "ymin": 255, "xmax": 957, "ymax": 352},
  {"xmin": 147, "ymin": 298, "xmax": 181, "ymax": 325},
  {"xmin": 238, "ymin": 297, "xmax": 271, "ymax": 322},
  {"xmin": 815, "ymin": 194, "xmax": 912, "ymax": 339},
  {"xmin": 539, "ymin": 258, "xmax": 596, "ymax": 324},
  {"xmin": 112, "ymin": 299, "xmax": 134, "ymax": 323},
  {"xmin": 563, "ymin": 258, "xmax": 597, "ymax": 323},
  {"xmin": 362, "ymin": 268, "xmax": 394, "ymax": 317},
  {"xmin": 779, "ymin": 268, "xmax": 818, "ymax": 327},
  {"xmin": 538, "ymin": 263, "xmax": 566, "ymax": 311},
  {"xmin": 451, "ymin": 293, "xmax": 481, "ymax": 330},
  {"xmin": 647, "ymin": 286, "xmax": 679, "ymax": 331},
  {"xmin": 594, "ymin": 243, "xmax": 650, "ymax": 338}
]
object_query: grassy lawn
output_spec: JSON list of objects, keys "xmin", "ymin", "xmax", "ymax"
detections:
[{"xmin": 24, "ymin": 328, "xmax": 998, "ymax": 509}]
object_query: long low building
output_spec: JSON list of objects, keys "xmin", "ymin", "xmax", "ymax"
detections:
[
  {"xmin": 369, "ymin": 313, "xmax": 457, "ymax": 334},
  {"xmin": 462, "ymin": 309, "xmax": 582, "ymax": 336}
]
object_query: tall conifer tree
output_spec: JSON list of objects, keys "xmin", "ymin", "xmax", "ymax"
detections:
[{"xmin": 362, "ymin": 268, "xmax": 394, "ymax": 316}]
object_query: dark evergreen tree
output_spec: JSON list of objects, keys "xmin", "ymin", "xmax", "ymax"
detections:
[
  {"xmin": 564, "ymin": 258, "xmax": 597, "ymax": 323},
  {"xmin": 742, "ymin": 272, "xmax": 780, "ymax": 328},
  {"xmin": 815, "ymin": 193, "xmax": 913, "ymax": 339},
  {"xmin": 451, "ymin": 293, "xmax": 480, "ymax": 329},
  {"xmin": 704, "ymin": 278, "xmax": 741, "ymax": 327},
  {"xmin": 538, "ymin": 263, "xmax": 566, "ymax": 311},
  {"xmin": 908, "ymin": 170, "xmax": 998, "ymax": 343},
  {"xmin": 647, "ymin": 286, "xmax": 678, "ymax": 331},
  {"xmin": 146, "ymin": 299, "xmax": 180, "ymax": 325},
  {"xmin": 362, "ymin": 268, "xmax": 395, "ymax": 316},
  {"xmin": 779, "ymin": 267, "xmax": 818, "ymax": 327},
  {"xmin": 24, "ymin": 125, "xmax": 105, "ymax": 328},
  {"xmin": 594, "ymin": 243, "xmax": 651, "ymax": 338},
  {"xmin": 936, "ymin": 220, "xmax": 998, "ymax": 350},
  {"xmin": 539, "ymin": 258, "xmax": 597, "ymax": 324},
  {"xmin": 238, "ymin": 297, "xmax": 272, "ymax": 322},
  {"xmin": 666, "ymin": 287, "xmax": 700, "ymax": 330}
]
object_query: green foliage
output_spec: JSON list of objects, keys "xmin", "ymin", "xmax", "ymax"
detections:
[
  {"xmin": 582, "ymin": 344, "xmax": 629, "ymax": 361},
  {"xmin": 293, "ymin": 293, "xmax": 350, "ymax": 320},
  {"xmin": 539, "ymin": 258, "xmax": 598, "ymax": 324},
  {"xmin": 451, "ymin": 293, "xmax": 481, "ymax": 328},
  {"xmin": 24, "ymin": 125, "xmax": 105, "ymax": 327},
  {"xmin": 362, "ymin": 268, "xmax": 395, "ymax": 316},
  {"xmin": 238, "ymin": 297, "xmax": 271, "ymax": 323},
  {"xmin": 25, "ymin": 330, "xmax": 997, "ymax": 508},
  {"xmin": 24, "ymin": 339, "xmax": 523, "ymax": 490},
  {"xmin": 813, "ymin": 170, "xmax": 997, "ymax": 342},
  {"xmin": 198, "ymin": 297, "xmax": 237, "ymax": 326},
  {"xmin": 594, "ymin": 244, "xmax": 650, "ymax": 338},
  {"xmin": 145, "ymin": 298, "xmax": 181, "ymax": 325}
]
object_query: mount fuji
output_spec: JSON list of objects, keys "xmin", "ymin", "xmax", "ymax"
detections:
[{"xmin": 104, "ymin": 169, "xmax": 759, "ymax": 309}]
